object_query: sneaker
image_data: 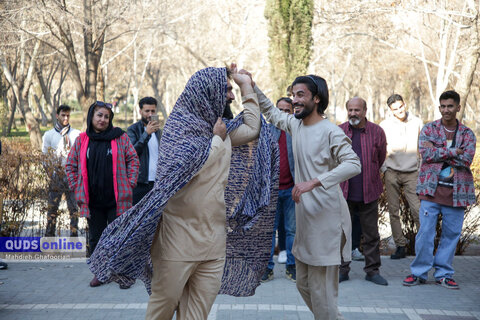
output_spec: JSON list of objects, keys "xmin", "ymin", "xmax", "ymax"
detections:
[
  {"xmin": 403, "ymin": 274, "xmax": 426, "ymax": 286},
  {"xmin": 390, "ymin": 246, "xmax": 406, "ymax": 259},
  {"xmin": 278, "ymin": 250, "xmax": 287, "ymax": 264},
  {"xmin": 436, "ymin": 277, "xmax": 459, "ymax": 290},
  {"xmin": 0, "ymin": 261, "xmax": 7, "ymax": 270},
  {"xmin": 286, "ymin": 265, "xmax": 296, "ymax": 282},
  {"xmin": 261, "ymin": 268, "xmax": 274, "ymax": 283},
  {"xmin": 352, "ymin": 248, "xmax": 365, "ymax": 261}
]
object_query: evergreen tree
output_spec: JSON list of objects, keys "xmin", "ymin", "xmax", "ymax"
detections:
[{"xmin": 265, "ymin": 0, "xmax": 313, "ymax": 99}]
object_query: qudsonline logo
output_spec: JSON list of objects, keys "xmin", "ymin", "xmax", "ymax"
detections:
[{"xmin": 0, "ymin": 237, "xmax": 86, "ymax": 253}]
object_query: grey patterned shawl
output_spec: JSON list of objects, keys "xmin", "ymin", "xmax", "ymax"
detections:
[{"xmin": 88, "ymin": 67, "xmax": 279, "ymax": 297}]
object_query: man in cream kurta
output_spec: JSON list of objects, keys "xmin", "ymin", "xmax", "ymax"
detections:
[
  {"xmin": 251, "ymin": 72, "xmax": 361, "ymax": 320},
  {"xmin": 146, "ymin": 71, "xmax": 260, "ymax": 320}
]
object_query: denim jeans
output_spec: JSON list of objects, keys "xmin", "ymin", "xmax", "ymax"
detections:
[
  {"xmin": 410, "ymin": 200, "xmax": 464, "ymax": 280},
  {"xmin": 268, "ymin": 187, "xmax": 296, "ymax": 269}
]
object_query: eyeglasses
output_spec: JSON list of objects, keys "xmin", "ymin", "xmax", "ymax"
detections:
[{"xmin": 95, "ymin": 101, "xmax": 113, "ymax": 109}]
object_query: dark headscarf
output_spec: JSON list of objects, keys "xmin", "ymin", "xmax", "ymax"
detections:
[
  {"xmin": 86, "ymin": 102, "xmax": 124, "ymax": 141},
  {"xmin": 85, "ymin": 102, "xmax": 124, "ymax": 207}
]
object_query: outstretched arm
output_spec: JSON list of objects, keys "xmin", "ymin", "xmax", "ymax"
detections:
[
  {"xmin": 239, "ymin": 69, "xmax": 294, "ymax": 134},
  {"xmin": 229, "ymin": 66, "xmax": 261, "ymax": 146}
]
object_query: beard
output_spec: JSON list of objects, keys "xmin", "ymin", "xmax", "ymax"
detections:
[
  {"xmin": 223, "ymin": 100, "xmax": 234, "ymax": 119},
  {"xmin": 294, "ymin": 103, "xmax": 315, "ymax": 119},
  {"xmin": 141, "ymin": 116, "xmax": 150, "ymax": 125},
  {"xmin": 349, "ymin": 117, "xmax": 361, "ymax": 126}
]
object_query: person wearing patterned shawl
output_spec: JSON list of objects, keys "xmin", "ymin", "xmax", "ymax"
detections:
[{"xmin": 87, "ymin": 65, "xmax": 279, "ymax": 320}]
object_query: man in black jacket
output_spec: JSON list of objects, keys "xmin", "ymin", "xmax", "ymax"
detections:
[{"xmin": 127, "ymin": 97, "xmax": 162, "ymax": 205}]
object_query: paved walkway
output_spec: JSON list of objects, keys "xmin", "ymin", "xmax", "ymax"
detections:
[{"xmin": 0, "ymin": 255, "xmax": 479, "ymax": 320}]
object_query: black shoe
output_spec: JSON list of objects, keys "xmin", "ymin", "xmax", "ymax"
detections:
[
  {"xmin": 119, "ymin": 283, "xmax": 132, "ymax": 289},
  {"xmin": 391, "ymin": 246, "xmax": 406, "ymax": 259},
  {"xmin": 261, "ymin": 268, "xmax": 274, "ymax": 283},
  {"xmin": 339, "ymin": 273, "xmax": 349, "ymax": 283},
  {"xmin": 286, "ymin": 265, "xmax": 296, "ymax": 283},
  {"xmin": 0, "ymin": 261, "xmax": 8, "ymax": 270},
  {"xmin": 365, "ymin": 273, "xmax": 388, "ymax": 286}
]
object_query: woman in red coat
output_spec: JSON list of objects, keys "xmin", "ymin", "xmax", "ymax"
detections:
[{"xmin": 66, "ymin": 101, "xmax": 139, "ymax": 287}]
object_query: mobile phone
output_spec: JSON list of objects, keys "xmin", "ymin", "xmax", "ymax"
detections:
[{"xmin": 151, "ymin": 115, "xmax": 159, "ymax": 122}]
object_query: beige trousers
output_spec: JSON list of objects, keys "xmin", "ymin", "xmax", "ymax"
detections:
[
  {"xmin": 145, "ymin": 258, "xmax": 225, "ymax": 320},
  {"xmin": 384, "ymin": 169, "xmax": 420, "ymax": 247},
  {"xmin": 296, "ymin": 259, "xmax": 344, "ymax": 320}
]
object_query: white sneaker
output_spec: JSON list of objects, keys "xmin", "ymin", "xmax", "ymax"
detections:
[
  {"xmin": 278, "ymin": 250, "xmax": 287, "ymax": 264},
  {"xmin": 352, "ymin": 248, "xmax": 365, "ymax": 261}
]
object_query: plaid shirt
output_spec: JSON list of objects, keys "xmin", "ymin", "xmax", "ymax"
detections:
[
  {"xmin": 339, "ymin": 120, "xmax": 387, "ymax": 203},
  {"xmin": 66, "ymin": 132, "xmax": 139, "ymax": 218},
  {"xmin": 417, "ymin": 119, "xmax": 476, "ymax": 207}
]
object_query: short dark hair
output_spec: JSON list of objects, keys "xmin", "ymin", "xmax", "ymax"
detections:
[
  {"xmin": 57, "ymin": 104, "xmax": 71, "ymax": 114},
  {"xmin": 439, "ymin": 90, "xmax": 460, "ymax": 105},
  {"xmin": 286, "ymin": 85, "xmax": 292, "ymax": 97},
  {"xmin": 291, "ymin": 75, "xmax": 329, "ymax": 114},
  {"xmin": 139, "ymin": 97, "xmax": 158, "ymax": 109},
  {"xmin": 387, "ymin": 94, "xmax": 404, "ymax": 107},
  {"xmin": 276, "ymin": 97, "xmax": 293, "ymax": 107}
]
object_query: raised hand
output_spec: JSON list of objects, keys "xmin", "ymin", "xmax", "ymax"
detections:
[
  {"xmin": 239, "ymin": 69, "xmax": 255, "ymax": 88},
  {"xmin": 145, "ymin": 120, "xmax": 160, "ymax": 135}
]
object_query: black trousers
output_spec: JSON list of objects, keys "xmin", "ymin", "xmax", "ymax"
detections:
[
  {"xmin": 132, "ymin": 181, "xmax": 155, "ymax": 206},
  {"xmin": 340, "ymin": 200, "xmax": 381, "ymax": 276},
  {"xmin": 45, "ymin": 176, "xmax": 79, "ymax": 237},
  {"xmin": 87, "ymin": 206, "xmax": 117, "ymax": 255},
  {"xmin": 352, "ymin": 213, "xmax": 362, "ymax": 250}
]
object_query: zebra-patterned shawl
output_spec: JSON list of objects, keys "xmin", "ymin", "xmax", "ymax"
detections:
[{"xmin": 88, "ymin": 67, "xmax": 279, "ymax": 297}]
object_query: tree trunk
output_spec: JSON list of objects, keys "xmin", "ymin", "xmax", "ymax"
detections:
[
  {"xmin": 34, "ymin": 94, "xmax": 48, "ymax": 126},
  {"xmin": 36, "ymin": 66, "xmax": 55, "ymax": 123},
  {"xmin": 0, "ymin": 41, "xmax": 42, "ymax": 148},
  {"xmin": 16, "ymin": 98, "xmax": 42, "ymax": 149},
  {"xmin": 97, "ymin": 67, "xmax": 105, "ymax": 102},
  {"xmin": 147, "ymin": 68, "xmax": 168, "ymax": 121},
  {"xmin": 456, "ymin": 13, "xmax": 479, "ymax": 121},
  {"xmin": 6, "ymin": 93, "xmax": 16, "ymax": 135}
]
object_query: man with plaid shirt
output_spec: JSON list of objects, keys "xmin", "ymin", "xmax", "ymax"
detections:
[{"xmin": 403, "ymin": 90, "xmax": 476, "ymax": 289}]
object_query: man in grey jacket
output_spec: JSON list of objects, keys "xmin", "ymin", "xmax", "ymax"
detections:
[{"xmin": 127, "ymin": 97, "xmax": 162, "ymax": 205}]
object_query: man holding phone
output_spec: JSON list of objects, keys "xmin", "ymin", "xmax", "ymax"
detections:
[{"xmin": 127, "ymin": 97, "xmax": 162, "ymax": 205}]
